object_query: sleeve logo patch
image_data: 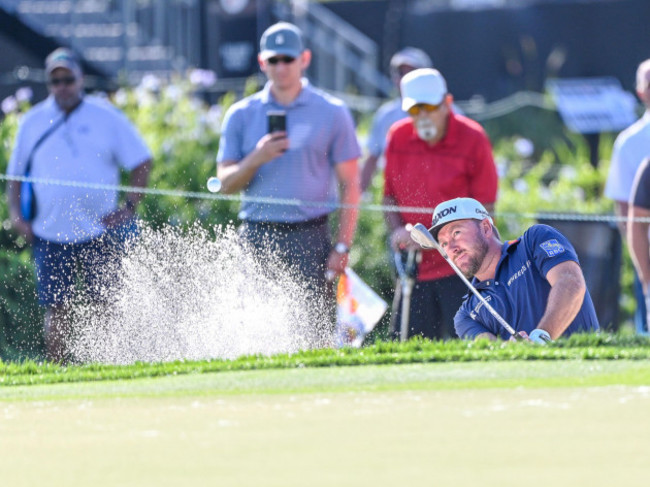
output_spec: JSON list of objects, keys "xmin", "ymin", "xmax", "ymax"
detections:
[{"xmin": 540, "ymin": 239, "xmax": 565, "ymax": 257}]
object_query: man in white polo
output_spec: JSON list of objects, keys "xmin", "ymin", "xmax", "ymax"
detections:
[{"xmin": 7, "ymin": 48, "xmax": 152, "ymax": 362}]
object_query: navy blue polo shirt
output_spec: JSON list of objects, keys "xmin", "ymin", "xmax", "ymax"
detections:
[{"xmin": 454, "ymin": 224, "xmax": 600, "ymax": 340}]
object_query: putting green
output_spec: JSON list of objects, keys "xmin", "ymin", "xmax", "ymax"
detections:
[{"xmin": 1, "ymin": 361, "xmax": 649, "ymax": 486}]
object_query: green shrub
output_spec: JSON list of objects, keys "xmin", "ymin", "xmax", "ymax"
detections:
[{"xmin": 0, "ymin": 80, "xmax": 634, "ymax": 360}]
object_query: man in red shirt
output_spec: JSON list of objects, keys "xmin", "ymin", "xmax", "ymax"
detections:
[{"xmin": 383, "ymin": 68, "xmax": 498, "ymax": 339}]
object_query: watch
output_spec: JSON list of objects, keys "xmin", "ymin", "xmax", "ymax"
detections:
[{"xmin": 334, "ymin": 242, "xmax": 350, "ymax": 254}]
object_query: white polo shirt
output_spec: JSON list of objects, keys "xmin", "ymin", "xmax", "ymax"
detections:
[
  {"xmin": 8, "ymin": 95, "xmax": 151, "ymax": 243},
  {"xmin": 605, "ymin": 111, "xmax": 650, "ymax": 203}
]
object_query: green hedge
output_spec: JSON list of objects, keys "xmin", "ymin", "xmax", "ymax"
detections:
[{"xmin": 0, "ymin": 78, "xmax": 624, "ymax": 361}]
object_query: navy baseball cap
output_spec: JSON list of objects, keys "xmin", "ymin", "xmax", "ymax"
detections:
[
  {"xmin": 259, "ymin": 22, "xmax": 304, "ymax": 60},
  {"xmin": 430, "ymin": 197, "xmax": 493, "ymax": 239},
  {"xmin": 45, "ymin": 48, "xmax": 82, "ymax": 76}
]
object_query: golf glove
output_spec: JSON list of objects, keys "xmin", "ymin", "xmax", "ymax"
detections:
[{"xmin": 529, "ymin": 328, "xmax": 552, "ymax": 344}]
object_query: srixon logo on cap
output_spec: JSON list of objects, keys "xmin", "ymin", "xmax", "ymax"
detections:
[{"xmin": 432, "ymin": 206, "xmax": 457, "ymax": 226}]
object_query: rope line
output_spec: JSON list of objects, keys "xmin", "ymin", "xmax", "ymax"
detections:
[{"xmin": 1, "ymin": 173, "xmax": 644, "ymax": 223}]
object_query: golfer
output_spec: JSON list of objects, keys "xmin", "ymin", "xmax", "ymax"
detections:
[{"xmin": 429, "ymin": 198, "xmax": 599, "ymax": 342}]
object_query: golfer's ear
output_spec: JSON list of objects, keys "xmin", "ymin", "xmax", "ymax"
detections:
[{"xmin": 480, "ymin": 218, "xmax": 492, "ymax": 236}]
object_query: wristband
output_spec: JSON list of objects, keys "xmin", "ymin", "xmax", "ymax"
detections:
[{"xmin": 529, "ymin": 328, "xmax": 552, "ymax": 344}]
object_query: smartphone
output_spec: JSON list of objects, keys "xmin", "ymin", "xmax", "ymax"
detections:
[{"xmin": 267, "ymin": 110, "xmax": 287, "ymax": 134}]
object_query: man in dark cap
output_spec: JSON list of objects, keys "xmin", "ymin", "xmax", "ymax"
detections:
[
  {"xmin": 6, "ymin": 47, "xmax": 152, "ymax": 362},
  {"xmin": 216, "ymin": 22, "xmax": 361, "ymax": 317}
]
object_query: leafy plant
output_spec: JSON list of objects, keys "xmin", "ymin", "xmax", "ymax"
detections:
[{"xmin": 0, "ymin": 80, "xmax": 637, "ymax": 361}]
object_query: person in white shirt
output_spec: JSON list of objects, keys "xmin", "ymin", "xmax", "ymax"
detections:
[
  {"xmin": 7, "ymin": 48, "xmax": 152, "ymax": 362},
  {"xmin": 604, "ymin": 58, "xmax": 650, "ymax": 334}
]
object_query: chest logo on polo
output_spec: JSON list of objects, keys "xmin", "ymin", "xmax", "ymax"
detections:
[
  {"xmin": 540, "ymin": 239, "xmax": 565, "ymax": 257},
  {"xmin": 507, "ymin": 260, "xmax": 531, "ymax": 287}
]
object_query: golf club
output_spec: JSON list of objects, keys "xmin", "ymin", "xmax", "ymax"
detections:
[
  {"xmin": 393, "ymin": 248, "xmax": 420, "ymax": 341},
  {"xmin": 409, "ymin": 222, "xmax": 523, "ymax": 340}
]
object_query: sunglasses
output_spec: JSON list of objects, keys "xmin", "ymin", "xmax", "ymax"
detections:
[
  {"xmin": 407, "ymin": 103, "xmax": 443, "ymax": 116},
  {"xmin": 267, "ymin": 56, "xmax": 296, "ymax": 65},
  {"xmin": 48, "ymin": 76, "xmax": 77, "ymax": 87}
]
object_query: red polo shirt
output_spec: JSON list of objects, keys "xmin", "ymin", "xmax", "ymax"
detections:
[{"xmin": 384, "ymin": 112, "xmax": 498, "ymax": 281}]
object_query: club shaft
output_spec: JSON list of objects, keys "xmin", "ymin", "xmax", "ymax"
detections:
[{"xmin": 441, "ymin": 252, "xmax": 517, "ymax": 336}]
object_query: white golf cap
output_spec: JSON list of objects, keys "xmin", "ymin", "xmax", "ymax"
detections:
[
  {"xmin": 430, "ymin": 197, "xmax": 493, "ymax": 239},
  {"xmin": 400, "ymin": 68, "xmax": 447, "ymax": 112}
]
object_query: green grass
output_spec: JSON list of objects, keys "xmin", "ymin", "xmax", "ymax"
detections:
[
  {"xmin": 1, "ymin": 359, "xmax": 649, "ymax": 487},
  {"xmin": 1, "ymin": 360, "xmax": 649, "ymax": 401},
  {"xmin": 2, "ymin": 333, "xmax": 650, "ymax": 387},
  {"xmin": 2, "ymin": 335, "xmax": 649, "ymax": 487}
]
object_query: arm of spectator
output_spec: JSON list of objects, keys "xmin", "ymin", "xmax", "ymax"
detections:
[
  {"xmin": 102, "ymin": 159, "xmax": 152, "ymax": 228},
  {"xmin": 536, "ymin": 260, "xmax": 587, "ymax": 339},
  {"xmin": 614, "ymin": 199, "xmax": 630, "ymax": 241},
  {"xmin": 359, "ymin": 153, "xmax": 379, "ymax": 193},
  {"xmin": 6, "ymin": 180, "xmax": 33, "ymax": 243},
  {"xmin": 126, "ymin": 159, "xmax": 151, "ymax": 208},
  {"xmin": 217, "ymin": 133, "xmax": 289, "ymax": 194},
  {"xmin": 628, "ymin": 204, "xmax": 650, "ymax": 292},
  {"xmin": 327, "ymin": 158, "xmax": 360, "ymax": 276}
]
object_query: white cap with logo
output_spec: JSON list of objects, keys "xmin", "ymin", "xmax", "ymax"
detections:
[
  {"xmin": 400, "ymin": 68, "xmax": 447, "ymax": 112},
  {"xmin": 429, "ymin": 197, "xmax": 493, "ymax": 239}
]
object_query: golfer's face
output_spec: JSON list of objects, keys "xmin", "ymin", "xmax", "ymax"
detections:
[{"xmin": 437, "ymin": 219, "xmax": 488, "ymax": 278}]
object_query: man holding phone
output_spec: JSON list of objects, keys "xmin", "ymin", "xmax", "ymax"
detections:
[{"xmin": 217, "ymin": 22, "xmax": 361, "ymax": 310}]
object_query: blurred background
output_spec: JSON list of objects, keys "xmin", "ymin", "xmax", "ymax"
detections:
[
  {"xmin": 1, "ymin": 0, "xmax": 649, "ymax": 105},
  {"xmin": 0, "ymin": 0, "xmax": 648, "ymax": 359}
]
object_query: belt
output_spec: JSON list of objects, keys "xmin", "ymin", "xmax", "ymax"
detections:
[{"xmin": 245, "ymin": 214, "xmax": 329, "ymax": 230}]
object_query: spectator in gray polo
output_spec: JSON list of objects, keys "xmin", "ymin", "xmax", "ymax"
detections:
[
  {"xmin": 360, "ymin": 47, "xmax": 432, "ymax": 192},
  {"xmin": 217, "ymin": 21, "xmax": 361, "ymax": 312}
]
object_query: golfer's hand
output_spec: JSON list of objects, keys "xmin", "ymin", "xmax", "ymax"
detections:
[
  {"xmin": 391, "ymin": 226, "xmax": 419, "ymax": 251},
  {"xmin": 255, "ymin": 132, "xmax": 289, "ymax": 163},
  {"xmin": 508, "ymin": 331, "xmax": 531, "ymax": 342}
]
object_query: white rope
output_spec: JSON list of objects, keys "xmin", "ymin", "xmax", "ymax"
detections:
[{"xmin": 2, "ymin": 173, "xmax": 646, "ymax": 223}]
